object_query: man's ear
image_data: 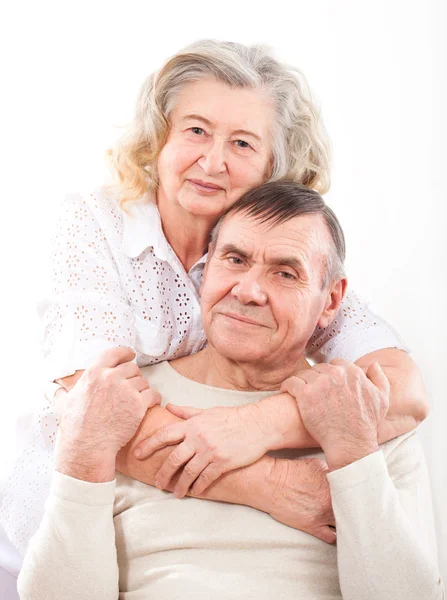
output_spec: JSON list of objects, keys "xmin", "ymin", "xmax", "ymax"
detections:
[
  {"xmin": 199, "ymin": 243, "xmax": 213, "ymax": 297},
  {"xmin": 317, "ymin": 277, "xmax": 348, "ymax": 329}
]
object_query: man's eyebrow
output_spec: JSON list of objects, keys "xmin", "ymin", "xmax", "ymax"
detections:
[
  {"xmin": 218, "ymin": 244, "xmax": 307, "ymax": 273},
  {"xmin": 271, "ymin": 256, "xmax": 306, "ymax": 271},
  {"xmin": 218, "ymin": 243, "xmax": 250, "ymax": 258},
  {"xmin": 182, "ymin": 114, "xmax": 262, "ymax": 142}
]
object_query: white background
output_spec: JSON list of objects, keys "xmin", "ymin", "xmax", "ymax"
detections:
[{"xmin": 1, "ymin": 0, "xmax": 446, "ymax": 580}]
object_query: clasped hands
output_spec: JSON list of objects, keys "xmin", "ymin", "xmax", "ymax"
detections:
[
  {"xmin": 134, "ymin": 359, "xmax": 389, "ymax": 496},
  {"xmin": 55, "ymin": 348, "xmax": 389, "ymax": 544}
]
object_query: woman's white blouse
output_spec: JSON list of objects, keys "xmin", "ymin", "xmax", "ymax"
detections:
[
  {"xmin": 0, "ymin": 186, "xmax": 407, "ymax": 556},
  {"xmin": 41, "ymin": 186, "xmax": 406, "ymax": 379}
]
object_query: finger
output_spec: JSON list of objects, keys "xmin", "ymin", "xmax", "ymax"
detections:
[
  {"xmin": 366, "ymin": 363, "xmax": 391, "ymax": 401},
  {"xmin": 329, "ymin": 358, "xmax": 351, "ymax": 367},
  {"xmin": 139, "ymin": 388, "xmax": 162, "ymax": 412},
  {"xmin": 93, "ymin": 347, "xmax": 136, "ymax": 369},
  {"xmin": 128, "ymin": 375, "xmax": 150, "ymax": 393},
  {"xmin": 113, "ymin": 361, "xmax": 141, "ymax": 379},
  {"xmin": 173, "ymin": 454, "xmax": 210, "ymax": 499},
  {"xmin": 134, "ymin": 422, "xmax": 187, "ymax": 459},
  {"xmin": 280, "ymin": 374, "xmax": 308, "ymax": 394},
  {"xmin": 190, "ymin": 463, "xmax": 224, "ymax": 496},
  {"xmin": 165, "ymin": 404, "xmax": 203, "ymax": 419},
  {"xmin": 155, "ymin": 442, "xmax": 196, "ymax": 489},
  {"xmin": 312, "ymin": 525, "xmax": 337, "ymax": 545}
]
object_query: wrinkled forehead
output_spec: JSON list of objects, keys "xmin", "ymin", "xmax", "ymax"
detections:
[{"xmin": 215, "ymin": 211, "xmax": 331, "ymax": 267}]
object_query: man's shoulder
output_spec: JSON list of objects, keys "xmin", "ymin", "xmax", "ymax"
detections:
[{"xmin": 139, "ymin": 362, "xmax": 171, "ymax": 394}]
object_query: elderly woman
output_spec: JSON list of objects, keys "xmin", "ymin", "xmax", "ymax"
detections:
[{"xmin": 0, "ymin": 39, "xmax": 427, "ymax": 555}]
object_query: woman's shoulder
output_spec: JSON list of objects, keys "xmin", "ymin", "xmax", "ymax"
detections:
[{"xmin": 59, "ymin": 182, "xmax": 156, "ymax": 232}]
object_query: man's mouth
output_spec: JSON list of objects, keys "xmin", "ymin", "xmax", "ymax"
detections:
[{"xmin": 220, "ymin": 312, "xmax": 267, "ymax": 327}]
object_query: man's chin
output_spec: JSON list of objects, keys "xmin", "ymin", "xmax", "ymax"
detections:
[{"xmin": 211, "ymin": 338, "xmax": 270, "ymax": 364}]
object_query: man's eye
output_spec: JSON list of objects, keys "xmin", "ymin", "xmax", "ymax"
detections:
[
  {"xmin": 277, "ymin": 271, "xmax": 296, "ymax": 280},
  {"xmin": 191, "ymin": 127, "xmax": 205, "ymax": 135},
  {"xmin": 228, "ymin": 256, "xmax": 244, "ymax": 265}
]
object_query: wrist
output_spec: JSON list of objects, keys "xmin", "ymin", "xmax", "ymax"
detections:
[
  {"xmin": 56, "ymin": 439, "xmax": 116, "ymax": 483},
  {"xmin": 252, "ymin": 394, "xmax": 301, "ymax": 452},
  {"xmin": 249, "ymin": 455, "xmax": 277, "ymax": 513},
  {"xmin": 324, "ymin": 439, "xmax": 380, "ymax": 472}
]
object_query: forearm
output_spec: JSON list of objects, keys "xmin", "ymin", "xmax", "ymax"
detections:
[
  {"xmin": 117, "ymin": 406, "xmax": 274, "ymax": 512},
  {"xmin": 328, "ymin": 445, "xmax": 444, "ymax": 600},
  {"xmin": 256, "ymin": 348, "xmax": 430, "ymax": 452},
  {"xmin": 355, "ymin": 349, "xmax": 429, "ymax": 442},
  {"xmin": 18, "ymin": 472, "xmax": 119, "ymax": 600},
  {"xmin": 247, "ymin": 393, "xmax": 317, "ymax": 450}
]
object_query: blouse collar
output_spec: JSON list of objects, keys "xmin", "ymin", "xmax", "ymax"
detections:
[
  {"xmin": 120, "ymin": 193, "xmax": 170, "ymax": 260},
  {"xmin": 119, "ymin": 193, "xmax": 208, "ymax": 271}
]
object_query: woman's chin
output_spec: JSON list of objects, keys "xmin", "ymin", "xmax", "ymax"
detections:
[{"xmin": 178, "ymin": 196, "xmax": 227, "ymax": 220}]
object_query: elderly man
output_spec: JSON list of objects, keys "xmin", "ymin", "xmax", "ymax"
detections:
[{"xmin": 18, "ymin": 183, "xmax": 443, "ymax": 599}]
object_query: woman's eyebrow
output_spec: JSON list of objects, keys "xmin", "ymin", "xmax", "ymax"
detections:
[
  {"xmin": 182, "ymin": 114, "xmax": 213, "ymax": 126},
  {"xmin": 182, "ymin": 114, "xmax": 261, "ymax": 142}
]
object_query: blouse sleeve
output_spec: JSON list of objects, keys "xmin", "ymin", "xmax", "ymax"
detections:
[
  {"xmin": 306, "ymin": 288, "xmax": 409, "ymax": 363},
  {"xmin": 40, "ymin": 192, "xmax": 135, "ymax": 382}
]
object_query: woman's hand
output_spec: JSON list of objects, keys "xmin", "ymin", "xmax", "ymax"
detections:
[{"xmin": 133, "ymin": 403, "xmax": 279, "ymax": 497}]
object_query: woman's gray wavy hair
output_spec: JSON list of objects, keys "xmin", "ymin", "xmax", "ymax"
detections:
[{"xmin": 108, "ymin": 39, "xmax": 332, "ymax": 206}]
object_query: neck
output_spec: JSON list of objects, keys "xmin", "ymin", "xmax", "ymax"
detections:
[
  {"xmin": 172, "ymin": 346, "xmax": 310, "ymax": 392},
  {"xmin": 157, "ymin": 192, "xmax": 215, "ymax": 272}
]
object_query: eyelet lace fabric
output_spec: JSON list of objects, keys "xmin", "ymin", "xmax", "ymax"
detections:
[{"xmin": 0, "ymin": 186, "xmax": 407, "ymax": 556}]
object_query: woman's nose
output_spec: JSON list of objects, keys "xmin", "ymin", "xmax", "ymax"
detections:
[{"xmin": 198, "ymin": 140, "xmax": 227, "ymax": 175}]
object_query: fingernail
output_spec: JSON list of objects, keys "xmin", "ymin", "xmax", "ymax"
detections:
[
  {"xmin": 155, "ymin": 479, "xmax": 162, "ymax": 489},
  {"xmin": 134, "ymin": 449, "xmax": 141, "ymax": 458}
]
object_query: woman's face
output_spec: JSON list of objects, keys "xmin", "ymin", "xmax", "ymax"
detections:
[{"xmin": 156, "ymin": 77, "xmax": 274, "ymax": 221}]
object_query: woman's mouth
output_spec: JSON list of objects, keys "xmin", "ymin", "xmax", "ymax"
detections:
[{"xmin": 188, "ymin": 179, "xmax": 224, "ymax": 193}]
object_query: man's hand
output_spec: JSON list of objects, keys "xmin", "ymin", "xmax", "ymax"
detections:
[
  {"xmin": 281, "ymin": 359, "xmax": 390, "ymax": 471},
  {"xmin": 265, "ymin": 457, "xmax": 336, "ymax": 544},
  {"xmin": 132, "ymin": 403, "xmax": 278, "ymax": 497},
  {"xmin": 56, "ymin": 347, "xmax": 161, "ymax": 482}
]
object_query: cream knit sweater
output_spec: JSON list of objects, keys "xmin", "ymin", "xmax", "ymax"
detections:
[{"xmin": 18, "ymin": 362, "xmax": 444, "ymax": 599}]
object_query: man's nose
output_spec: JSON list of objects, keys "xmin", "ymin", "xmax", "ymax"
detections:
[
  {"xmin": 198, "ymin": 139, "xmax": 227, "ymax": 175},
  {"xmin": 231, "ymin": 268, "xmax": 268, "ymax": 306}
]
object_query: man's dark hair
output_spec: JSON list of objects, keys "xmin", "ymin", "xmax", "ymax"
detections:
[{"xmin": 210, "ymin": 181, "xmax": 346, "ymax": 288}]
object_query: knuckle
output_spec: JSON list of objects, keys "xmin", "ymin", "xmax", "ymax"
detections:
[
  {"xmin": 198, "ymin": 470, "xmax": 210, "ymax": 483},
  {"xmin": 169, "ymin": 452, "xmax": 184, "ymax": 468},
  {"xmin": 154, "ymin": 428, "xmax": 168, "ymax": 445},
  {"xmin": 183, "ymin": 463, "xmax": 198, "ymax": 478}
]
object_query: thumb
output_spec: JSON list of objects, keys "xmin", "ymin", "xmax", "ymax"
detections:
[
  {"xmin": 366, "ymin": 363, "xmax": 390, "ymax": 415},
  {"xmin": 366, "ymin": 363, "xmax": 390, "ymax": 396},
  {"xmin": 93, "ymin": 347, "xmax": 136, "ymax": 369},
  {"xmin": 280, "ymin": 375, "xmax": 307, "ymax": 396},
  {"xmin": 165, "ymin": 404, "xmax": 203, "ymax": 419},
  {"xmin": 313, "ymin": 525, "xmax": 337, "ymax": 545}
]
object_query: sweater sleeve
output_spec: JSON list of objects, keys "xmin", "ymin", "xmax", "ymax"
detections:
[
  {"xmin": 327, "ymin": 433, "xmax": 444, "ymax": 600},
  {"xmin": 17, "ymin": 471, "xmax": 119, "ymax": 600},
  {"xmin": 306, "ymin": 288, "xmax": 409, "ymax": 363}
]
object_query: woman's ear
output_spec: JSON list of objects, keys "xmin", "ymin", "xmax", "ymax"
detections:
[{"xmin": 317, "ymin": 277, "xmax": 348, "ymax": 329}]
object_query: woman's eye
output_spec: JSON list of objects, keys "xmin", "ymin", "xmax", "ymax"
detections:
[
  {"xmin": 191, "ymin": 127, "xmax": 205, "ymax": 135},
  {"xmin": 234, "ymin": 139, "xmax": 251, "ymax": 149}
]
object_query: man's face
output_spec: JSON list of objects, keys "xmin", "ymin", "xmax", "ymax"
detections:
[{"xmin": 201, "ymin": 211, "xmax": 343, "ymax": 367}]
